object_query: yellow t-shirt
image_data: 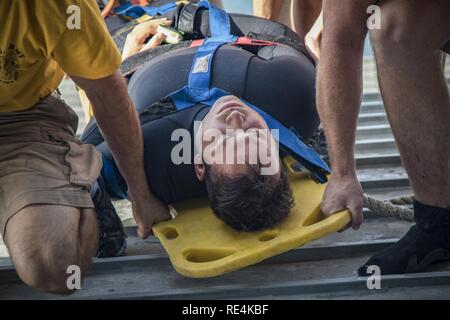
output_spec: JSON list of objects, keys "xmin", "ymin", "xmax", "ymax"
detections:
[{"xmin": 0, "ymin": 0, "xmax": 122, "ymax": 112}]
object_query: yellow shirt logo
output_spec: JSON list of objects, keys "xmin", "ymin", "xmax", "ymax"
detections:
[
  {"xmin": 0, "ymin": 0, "xmax": 121, "ymax": 112},
  {"xmin": 0, "ymin": 44, "xmax": 24, "ymax": 85}
]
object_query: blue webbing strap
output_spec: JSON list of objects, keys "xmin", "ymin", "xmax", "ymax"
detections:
[
  {"xmin": 115, "ymin": 1, "xmax": 178, "ymax": 19},
  {"xmin": 171, "ymin": 0, "xmax": 237, "ymax": 105},
  {"xmin": 102, "ymin": 155, "xmax": 128, "ymax": 199},
  {"xmin": 184, "ymin": 0, "xmax": 237, "ymax": 101},
  {"xmin": 241, "ymin": 98, "xmax": 330, "ymax": 183},
  {"xmin": 169, "ymin": 1, "xmax": 330, "ymax": 183},
  {"xmin": 196, "ymin": 0, "xmax": 235, "ymax": 40}
]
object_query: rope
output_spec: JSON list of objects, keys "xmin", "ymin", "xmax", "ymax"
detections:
[{"xmin": 363, "ymin": 194, "xmax": 415, "ymax": 222}]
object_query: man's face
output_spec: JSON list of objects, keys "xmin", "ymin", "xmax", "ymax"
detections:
[{"xmin": 194, "ymin": 95, "xmax": 281, "ymax": 180}]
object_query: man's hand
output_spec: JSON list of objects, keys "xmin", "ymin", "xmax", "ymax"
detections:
[
  {"xmin": 321, "ymin": 172, "xmax": 364, "ymax": 230},
  {"xmin": 129, "ymin": 190, "xmax": 171, "ymax": 239},
  {"xmin": 122, "ymin": 18, "xmax": 171, "ymax": 61},
  {"xmin": 130, "ymin": 18, "xmax": 171, "ymax": 44}
]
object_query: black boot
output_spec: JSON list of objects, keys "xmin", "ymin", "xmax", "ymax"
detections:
[
  {"xmin": 92, "ymin": 176, "xmax": 127, "ymax": 258},
  {"xmin": 358, "ymin": 200, "xmax": 450, "ymax": 276}
]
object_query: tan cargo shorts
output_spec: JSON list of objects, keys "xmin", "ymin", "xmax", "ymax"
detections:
[{"xmin": 0, "ymin": 93, "xmax": 102, "ymax": 238}]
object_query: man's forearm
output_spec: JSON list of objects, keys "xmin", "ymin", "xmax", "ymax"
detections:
[
  {"xmin": 74, "ymin": 72, "xmax": 149, "ymax": 197},
  {"xmin": 316, "ymin": 2, "xmax": 370, "ymax": 175},
  {"xmin": 317, "ymin": 37, "xmax": 366, "ymax": 175}
]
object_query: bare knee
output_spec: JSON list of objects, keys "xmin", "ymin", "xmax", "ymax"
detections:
[
  {"xmin": 13, "ymin": 249, "xmax": 82, "ymax": 294},
  {"xmin": 5, "ymin": 205, "xmax": 96, "ymax": 294},
  {"xmin": 370, "ymin": 0, "xmax": 450, "ymax": 58},
  {"xmin": 10, "ymin": 235, "xmax": 91, "ymax": 294}
]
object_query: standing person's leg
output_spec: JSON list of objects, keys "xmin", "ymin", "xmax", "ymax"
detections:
[
  {"xmin": 295, "ymin": 0, "xmax": 322, "ymax": 39},
  {"xmin": 359, "ymin": 0, "xmax": 450, "ymax": 275},
  {"xmin": 370, "ymin": 0, "xmax": 450, "ymax": 209},
  {"xmin": 253, "ymin": 0, "xmax": 322, "ymax": 41},
  {"xmin": 253, "ymin": 0, "xmax": 284, "ymax": 20}
]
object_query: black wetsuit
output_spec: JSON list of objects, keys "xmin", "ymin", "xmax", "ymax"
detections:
[{"xmin": 81, "ymin": 44, "xmax": 317, "ymax": 204}]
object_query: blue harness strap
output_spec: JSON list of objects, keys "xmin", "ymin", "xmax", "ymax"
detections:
[
  {"xmin": 102, "ymin": 155, "xmax": 128, "ymax": 199},
  {"xmin": 115, "ymin": 1, "xmax": 178, "ymax": 19},
  {"xmin": 169, "ymin": 1, "xmax": 330, "ymax": 183},
  {"xmin": 170, "ymin": 1, "xmax": 237, "ymax": 106}
]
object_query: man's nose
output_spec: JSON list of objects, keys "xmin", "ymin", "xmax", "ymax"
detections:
[{"xmin": 226, "ymin": 110, "xmax": 245, "ymax": 128}]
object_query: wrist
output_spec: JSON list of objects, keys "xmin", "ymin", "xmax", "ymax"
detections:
[
  {"xmin": 127, "ymin": 178, "xmax": 158, "ymax": 203},
  {"xmin": 331, "ymin": 168, "xmax": 357, "ymax": 179},
  {"xmin": 329, "ymin": 151, "xmax": 356, "ymax": 177},
  {"xmin": 330, "ymin": 160, "xmax": 356, "ymax": 178},
  {"xmin": 127, "ymin": 180, "xmax": 152, "ymax": 198}
]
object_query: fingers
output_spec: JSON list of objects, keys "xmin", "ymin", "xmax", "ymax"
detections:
[
  {"xmin": 154, "ymin": 207, "xmax": 172, "ymax": 224},
  {"xmin": 338, "ymin": 223, "xmax": 351, "ymax": 233},
  {"xmin": 348, "ymin": 200, "xmax": 364, "ymax": 230},
  {"xmin": 321, "ymin": 202, "xmax": 351, "ymax": 232},
  {"xmin": 137, "ymin": 224, "xmax": 151, "ymax": 240},
  {"xmin": 135, "ymin": 209, "xmax": 171, "ymax": 240},
  {"xmin": 151, "ymin": 18, "xmax": 171, "ymax": 24},
  {"xmin": 141, "ymin": 18, "xmax": 172, "ymax": 35},
  {"xmin": 324, "ymin": 199, "xmax": 363, "ymax": 231},
  {"xmin": 131, "ymin": 18, "xmax": 172, "ymax": 43},
  {"xmin": 156, "ymin": 18, "xmax": 172, "ymax": 26},
  {"xmin": 140, "ymin": 32, "xmax": 166, "ymax": 52},
  {"xmin": 321, "ymin": 200, "xmax": 345, "ymax": 217},
  {"xmin": 320, "ymin": 196, "xmax": 364, "ymax": 231}
]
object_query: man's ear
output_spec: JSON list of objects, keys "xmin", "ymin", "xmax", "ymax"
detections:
[{"xmin": 195, "ymin": 163, "xmax": 206, "ymax": 181}]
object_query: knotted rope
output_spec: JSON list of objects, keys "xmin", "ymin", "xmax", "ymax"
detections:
[{"xmin": 363, "ymin": 194, "xmax": 415, "ymax": 222}]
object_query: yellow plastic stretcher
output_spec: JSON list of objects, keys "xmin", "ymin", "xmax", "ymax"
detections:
[{"xmin": 153, "ymin": 158, "xmax": 352, "ymax": 278}]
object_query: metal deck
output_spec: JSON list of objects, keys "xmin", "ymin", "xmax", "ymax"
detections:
[{"xmin": 0, "ymin": 60, "xmax": 449, "ymax": 299}]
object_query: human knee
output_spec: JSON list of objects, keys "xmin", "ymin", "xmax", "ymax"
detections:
[
  {"xmin": 369, "ymin": 14, "xmax": 414, "ymax": 57},
  {"xmin": 12, "ymin": 243, "xmax": 87, "ymax": 295},
  {"xmin": 370, "ymin": 2, "xmax": 444, "ymax": 57},
  {"xmin": 5, "ymin": 207, "xmax": 92, "ymax": 294},
  {"xmin": 17, "ymin": 263, "xmax": 76, "ymax": 295}
]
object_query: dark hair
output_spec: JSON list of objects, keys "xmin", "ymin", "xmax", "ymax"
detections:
[{"xmin": 204, "ymin": 165, "xmax": 294, "ymax": 232}]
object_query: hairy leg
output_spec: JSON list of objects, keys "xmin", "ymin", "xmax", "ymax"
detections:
[
  {"xmin": 357, "ymin": 0, "xmax": 450, "ymax": 275},
  {"xmin": 5, "ymin": 205, "xmax": 98, "ymax": 294},
  {"xmin": 252, "ymin": 0, "xmax": 284, "ymax": 20},
  {"xmin": 370, "ymin": 0, "xmax": 450, "ymax": 208},
  {"xmin": 295, "ymin": 0, "xmax": 323, "ymax": 39}
]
